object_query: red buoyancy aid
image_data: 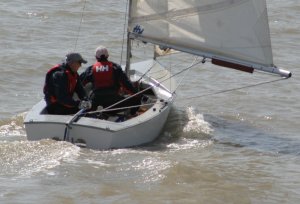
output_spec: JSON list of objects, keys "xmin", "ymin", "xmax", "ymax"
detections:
[
  {"xmin": 44, "ymin": 64, "xmax": 78, "ymax": 104},
  {"xmin": 66, "ymin": 70, "xmax": 78, "ymax": 95},
  {"xmin": 92, "ymin": 61, "xmax": 115, "ymax": 89}
]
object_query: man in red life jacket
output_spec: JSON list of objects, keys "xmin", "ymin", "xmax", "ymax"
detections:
[
  {"xmin": 80, "ymin": 46, "xmax": 140, "ymax": 114},
  {"xmin": 44, "ymin": 52, "xmax": 91, "ymax": 115}
]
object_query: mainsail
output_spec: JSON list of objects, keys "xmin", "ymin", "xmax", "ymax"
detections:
[{"xmin": 127, "ymin": 0, "xmax": 291, "ymax": 77}]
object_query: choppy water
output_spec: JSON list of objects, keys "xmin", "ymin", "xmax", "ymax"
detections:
[{"xmin": 0, "ymin": 0, "xmax": 300, "ymax": 203}]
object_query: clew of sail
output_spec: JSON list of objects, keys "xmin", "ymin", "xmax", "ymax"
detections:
[
  {"xmin": 154, "ymin": 45, "xmax": 178, "ymax": 58},
  {"xmin": 128, "ymin": 0, "xmax": 291, "ymax": 78}
]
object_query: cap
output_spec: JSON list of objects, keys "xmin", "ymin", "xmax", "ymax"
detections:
[
  {"xmin": 66, "ymin": 52, "xmax": 87, "ymax": 64},
  {"xmin": 95, "ymin": 46, "xmax": 109, "ymax": 59}
]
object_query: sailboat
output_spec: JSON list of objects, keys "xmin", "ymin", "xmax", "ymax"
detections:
[{"xmin": 24, "ymin": 0, "xmax": 291, "ymax": 150}]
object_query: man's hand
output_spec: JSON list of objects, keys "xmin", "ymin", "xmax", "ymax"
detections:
[{"xmin": 78, "ymin": 100, "xmax": 92, "ymax": 110}]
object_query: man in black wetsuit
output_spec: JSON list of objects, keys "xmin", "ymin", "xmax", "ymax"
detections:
[{"xmin": 44, "ymin": 52, "xmax": 91, "ymax": 115}]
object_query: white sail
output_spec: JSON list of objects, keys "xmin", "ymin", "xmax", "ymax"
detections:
[{"xmin": 128, "ymin": 0, "xmax": 291, "ymax": 77}]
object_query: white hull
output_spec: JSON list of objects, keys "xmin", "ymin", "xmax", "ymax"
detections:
[{"xmin": 24, "ymin": 60, "xmax": 176, "ymax": 150}]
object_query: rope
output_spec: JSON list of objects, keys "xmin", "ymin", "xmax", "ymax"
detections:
[
  {"xmin": 80, "ymin": 56, "xmax": 288, "ymax": 115},
  {"xmin": 85, "ymin": 59, "xmax": 202, "ymax": 114},
  {"xmin": 137, "ymin": 61, "xmax": 157, "ymax": 82},
  {"xmin": 172, "ymin": 57, "xmax": 200, "ymax": 94},
  {"xmin": 83, "ymin": 77, "xmax": 287, "ymax": 116},
  {"xmin": 120, "ymin": 0, "xmax": 130, "ymax": 65},
  {"xmin": 86, "ymin": 101, "xmax": 163, "ymax": 114},
  {"xmin": 177, "ymin": 77, "xmax": 289, "ymax": 103},
  {"xmin": 74, "ymin": 0, "xmax": 87, "ymax": 51}
]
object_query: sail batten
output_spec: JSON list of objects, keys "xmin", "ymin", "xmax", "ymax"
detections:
[{"xmin": 128, "ymin": 0, "xmax": 293, "ymax": 75}]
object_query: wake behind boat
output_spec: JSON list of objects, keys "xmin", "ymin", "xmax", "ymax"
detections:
[{"xmin": 24, "ymin": 0, "xmax": 291, "ymax": 150}]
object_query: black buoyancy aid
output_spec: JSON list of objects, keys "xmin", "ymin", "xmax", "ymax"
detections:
[
  {"xmin": 44, "ymin": 64, "xmax": 78, "ymax": 104},
  {"xmin": 92, "ymin": 61, "xmax": 115, "ymax": 89}
]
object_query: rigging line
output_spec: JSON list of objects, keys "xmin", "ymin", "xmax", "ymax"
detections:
[
  {"xmin": 74, "ymin": 0, "xmax": 87, "ymax": 51},
  {"xmin": 120, "ymin": 0, "xmax": 129, "ymax": 65},
  {"xmin": 91, "ymin": 60, "xmax": 203, "ymax": 113},
  {"xmin": 153, "ymin": 56, "xmax": 198, "ymax": 78},
  {"xmin": 173, "ymin": 57, "xmax": 201, "ymax": 94},
  {"xmin": 137, "ymin": 61, "xmax": 157, "ymax": 82},
  {"xmin": 86, "ymin": 101, "xmax": 163, "ymax": 114},
  {"xmin": 161, "ymin": 60, "xmax": 203, "ymax": 83},
  {"xmin": 177, "ymin": 77, "xmax": 289, "ymax": 102}
]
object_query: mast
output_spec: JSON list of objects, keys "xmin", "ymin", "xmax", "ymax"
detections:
[{"xmin": 125, "ymin": 0, "xmax": 132, "ymax": 76}]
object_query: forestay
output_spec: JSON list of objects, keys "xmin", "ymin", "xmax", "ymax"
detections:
[{"xmin": 128, "ymin": 0, "xmax": 291, "ymax": 77}]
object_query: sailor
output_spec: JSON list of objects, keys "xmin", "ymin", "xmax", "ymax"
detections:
[
  {"xmin": 44, "ymin": 52, "xmax": 92, "ymax": 115},
  {"xmin": 80, "ymin": 46, "xmax": 140, "ymax": 114}
]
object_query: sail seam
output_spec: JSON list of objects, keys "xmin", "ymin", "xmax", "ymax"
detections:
[{"xmin": 130, "ymin": 0, "xmax": 249, "ymax": 23}]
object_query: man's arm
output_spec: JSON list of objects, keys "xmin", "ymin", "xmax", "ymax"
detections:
[
  {"xmin": 75, "ymin": 74, "xmax": 88, "ymax": 100},
  {"xmin": 113, "ymin": 63, "xmax": 137, "ymax": 94},
  {"xmin": 79, "ymin": 65, "xmax": 93, "ymax": 86},
  {"xmin": 52, "ymin": 71, "xmax": 80, "ymax": 107}
]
